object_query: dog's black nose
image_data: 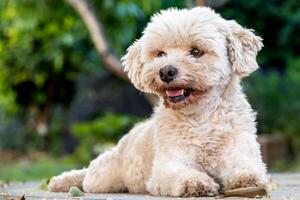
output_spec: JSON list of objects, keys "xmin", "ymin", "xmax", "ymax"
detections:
[{"xmin": 159, "ymin": 65, "xmax": 178, "ymax": 83}]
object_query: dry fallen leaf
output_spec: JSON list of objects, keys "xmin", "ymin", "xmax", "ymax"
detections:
[
  {"xmin": 19, "ymin": 194, "xmax": 26, "ymax": 200},
  {"xmin": 224, "ymin": 186, "xmax": 268, "ymax": 198},
  {"xmin": 68, "ymin": 186, "xmax": 85, "ymax": 197}
]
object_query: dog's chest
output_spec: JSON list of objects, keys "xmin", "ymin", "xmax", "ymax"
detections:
[
  {"xmin": 159, "ymin": 112, "xmax": 233, "ymax": 142},
  {"xmin": 157, "ymin": 114, "xmax": 233, "ymax": 172},
  {"xmin": 178, "ymin": 118, "xmax": 231, "ymax": 150}
]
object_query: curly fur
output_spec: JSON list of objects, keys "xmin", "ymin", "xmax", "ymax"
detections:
[{"xmin": 48, "ymin": 7, "xmax": 268, "ymax": 197}]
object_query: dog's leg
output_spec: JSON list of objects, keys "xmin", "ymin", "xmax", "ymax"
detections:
[
  {"xmin": 146, "ymin": 160, "xmax": 219, "ymax": 197},
  {"xmin": 218, "ymin": 134, "xmax": 269, "ymax": 190},
  {"xmin": 48, "ymin": 168, "xmax": 87, "ymax": 192},
  {"xmin": 82, "ymin": 148, "xmax": 125, "ymax": 193}
]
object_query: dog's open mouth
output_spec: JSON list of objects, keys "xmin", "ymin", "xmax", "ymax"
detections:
[{"xmin": 165, "ymin": 88, "xmax": 194, "ymax": 103}]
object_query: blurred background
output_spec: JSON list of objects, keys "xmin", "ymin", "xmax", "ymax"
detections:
[{"xmin": 0, "ymin": 0, "xmax": 299, "ymax": 182}]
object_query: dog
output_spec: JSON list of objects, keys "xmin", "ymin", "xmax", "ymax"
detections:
[{"xmin": 48, "ymin": 7, "xmax": 269, "ymax": 197}]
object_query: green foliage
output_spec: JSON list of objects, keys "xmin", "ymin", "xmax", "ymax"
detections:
[
  {"xmin": 244, "ymin": 67, "xmax": 300, "ymax": 153},
  {"xmin": 219, "ymin": 0, "xmax": 300, "ymax": 154},
  {"xmin": 71, "ymin": 113, "xmax": 141, "ymax": 163},
  {"xmin": 0, "ymin": 0, "xmax": 101, "ymax": 152},
  {"xmin": 0, "ymin": 0, "xmax": 186, "ymax": 153},
  {"xmin": 218, "ymin": 0, "xmax": 300, "ymax": 70},
  {"xmin": 0, "ymin": 0, "xmax": 97, "ymax": 109}
]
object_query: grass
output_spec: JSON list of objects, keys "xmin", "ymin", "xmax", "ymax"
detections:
[
  {"xmin": 267, "ymin": 157, "xmax": 300, "ymax": 172},
  {"xmin": 0, "ymin": 155, "xmax": 80, "ymax": 182}
]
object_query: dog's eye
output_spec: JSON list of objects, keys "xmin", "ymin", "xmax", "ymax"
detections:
[
  {"xmin": 156, "ymin": 51, "xmax": 167, "ymax": 57},
  {"xmin": 190, "ymin": 47, "xmax": 204, "ymax": 58}
]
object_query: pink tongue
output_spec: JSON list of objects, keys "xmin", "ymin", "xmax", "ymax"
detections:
[{"xmin": 166, "ymin": 89, "xmax": 184, "ymax": 97}]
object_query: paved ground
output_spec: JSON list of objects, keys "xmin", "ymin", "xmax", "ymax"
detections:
[{"xmin": 0, "ymin": 173, "xmax": 299, "ymax": 200}]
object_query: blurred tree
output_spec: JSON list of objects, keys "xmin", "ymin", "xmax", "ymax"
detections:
[
  {"xmin": 68, "ymin": 0, "xmax": 129, "ymax": 81},
  {"xmin": 0, "ymin": 0, "xmax": 186, "ymax": 152}
]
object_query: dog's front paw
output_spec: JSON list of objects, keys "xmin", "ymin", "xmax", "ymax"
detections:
[
  {"xmin": 178, "ymin": 173, "xmax": 220, "ymax": 197},
  {"xmin": 48, "ymin": 175, "xmax": 70, "ymax": 192},
  {"xmin": 147, "ymin": 172, "xmax": 219, "ymax": 197},
  {"xmin": 225, "ymin": 173, "xmax": 267, "ymax": 190}
]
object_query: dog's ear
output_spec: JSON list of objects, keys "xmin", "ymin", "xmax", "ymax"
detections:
[
  {"xmin": 122, "ymin": 39, "xmax": 145, "ymax": 91},
  {"xmin": 226, "ymin": 20, "xmax": 263, "ymax": 78}
]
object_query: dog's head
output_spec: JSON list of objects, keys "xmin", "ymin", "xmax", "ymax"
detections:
[{"xmin": 122, "ymin": 7, "xmax": 262, "ymax": 110}]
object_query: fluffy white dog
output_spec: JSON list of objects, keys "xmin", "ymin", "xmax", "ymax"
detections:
[{"xmin": 48, "ymin": 7, "xmax": 268, "ymax": 197}]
